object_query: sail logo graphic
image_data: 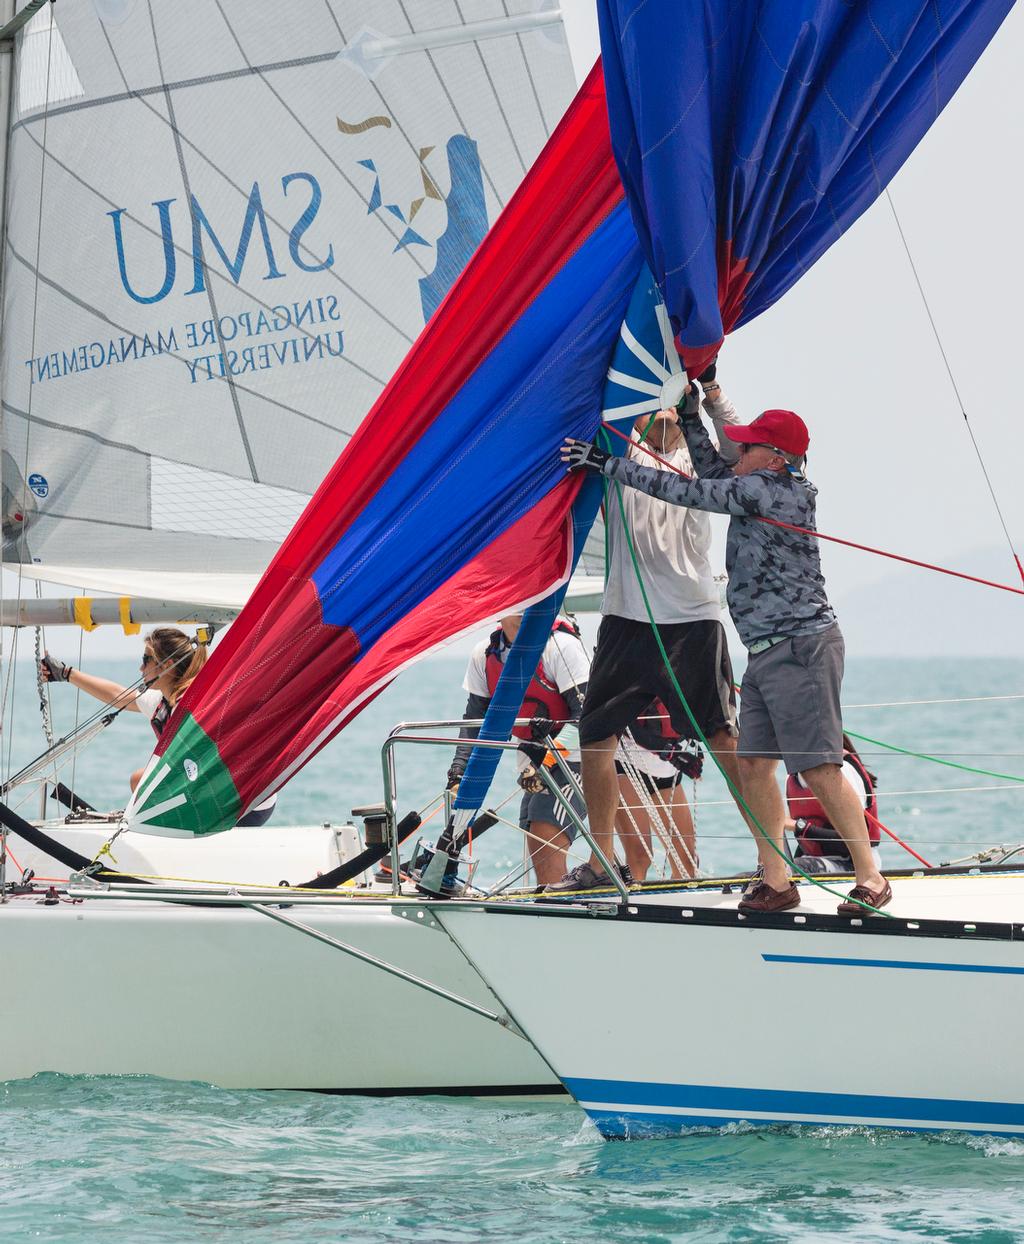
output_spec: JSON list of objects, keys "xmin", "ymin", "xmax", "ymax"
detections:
[
  {"xmin": 108, "ymin": 173, "xmax": 334, "ymax": 305},
  {"xmin": 27, "ymin": 474, "xmax": 48, "ymax": 498},
  {"xmin": 183, "ymin": 759, "xmax": 199, "ymax": 782},
  {"xmin": 351, "ymin": 129, "xmax": 487, "ymax": 322}
]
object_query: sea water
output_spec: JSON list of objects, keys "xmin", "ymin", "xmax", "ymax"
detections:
[{"xmin": 1, "ymin": 656, "xmax": 1023, "ymax": 1242}]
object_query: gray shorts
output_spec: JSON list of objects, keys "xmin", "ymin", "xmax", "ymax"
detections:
[
  {"xmin": 519, "ymin": 770, "xmax": 584, "ymax": 843},
  {"xmin": 739, "ymin": 625, "xmax": 845, "ymax": 775}
]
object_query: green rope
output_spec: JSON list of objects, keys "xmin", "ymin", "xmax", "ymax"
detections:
[
  {"xmin": 845, "ymin": 729, "xmax": 1024, "ymax": 785},
  {"xmin": 724, "ymin": 680, "xmax": 1024, "ymax": 785},
  {"xmin": 599, "ymin": 423, "xmax": 890, "ymax": 917}
]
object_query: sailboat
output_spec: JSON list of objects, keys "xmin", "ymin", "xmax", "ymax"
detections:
[{"xmin": 2, "ymin": 0, "xmax": 1022, "ymax": 1118}]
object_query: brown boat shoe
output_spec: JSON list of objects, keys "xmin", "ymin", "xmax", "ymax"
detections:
[
  {"xmin": 737, "ymin": 880, "xmax": 801, "ymax": 914},
  {"xmin": 836, "ymin": 879, "xmax": 893, "ymax": 916}
]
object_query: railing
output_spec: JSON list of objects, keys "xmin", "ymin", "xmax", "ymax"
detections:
[{"xmin": 379, "ymin": 720, "xmax": 629, "ymax": 902}]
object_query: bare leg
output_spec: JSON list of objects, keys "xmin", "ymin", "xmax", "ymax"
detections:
[
  {"xmin": 614, "ymin": 774, "xmax": 653, "ymax": 881},
  {"xmin": 736, "ymin": 756, "xmax": 789, "ymax": 890},
  {"xmin": 129, "ymin": 767, "xmax": 144, "ymax": 792},
  {"xmin": 527, "ymin": 821, "xmax": 572, "ymax": 887},
  {"xmin": 709, "ymin": 728, "xmax": 758, "ymax": 834},
  {"xmin": 801, "ymin": 762, "xmax": 884, "ymax": 890},
  {"xmin": 581, "ymin": 734, "xmax": 621, "ymax": 876},
  {"xmin": 662, "ymin": 784, "xmax": 697, "ymax": 879}
]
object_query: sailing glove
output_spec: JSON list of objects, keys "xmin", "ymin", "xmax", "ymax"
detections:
[
  {"xmin": 697, "ymin": 359, "xmax": 718, "ymax": 386},
  {"xmin": 529, "ymin": 717, "xmax": 558, "ymax": 743},
  {"xmin": 674, "ymin": 383, "xmax": 702, "ymax": 421},
  {"xmin": 40, "ymin": 653, "xmax": 72, "ymax": 683},
  {"xmin": 561, "ymin": 438, "xmax": 610, "ymax": 474},
  {"xmin": 518, "ymin": 764, "xmax": 546, "ymax": 794}
]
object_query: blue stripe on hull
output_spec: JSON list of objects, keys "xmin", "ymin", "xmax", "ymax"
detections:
[
  {"xmin": 566, "ymin": 1079, "xmax": 1024, "ymax": 1138},
  {"xmin": 586, "ymin": 1110, "xmax": 1024, "ymax": 1141},
  {"xmin": 763, "ymin": 954, "xmax": 1024, "ymax": 975}
]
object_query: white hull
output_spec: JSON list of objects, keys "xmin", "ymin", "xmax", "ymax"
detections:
[
  {"xmin": 0, "ymin": 894, "xmax": 557, "ymax": 1093},
  {"xmin": 440, "ymin": 872, "xmax": 1024, "ymax": 1136}
]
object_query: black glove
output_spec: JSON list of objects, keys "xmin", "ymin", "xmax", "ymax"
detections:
[
  {"xmin": 561, "ymin": 439, "xmax": 610, "ymax": 474},
  {"xmin": 518, "ymin": 764, "xmax": 545, "ymax": 794},
  {"xmin": 445, "ymin": 767, "xmax": 462, "ymax": 793},
  {"xmin": 529, "ymin": 717, "xmax": 557, "ymax": 743},
  {"xmin": 674, "ymin": 384, "xmax": 701, "ymax": 421},
  {"xmin": 40, "ymin": 653, "xmax": 72, "ymax": 683},
  {"xmin": 697, "ymin": 358, "xmax": 717, "ymax": 386}
]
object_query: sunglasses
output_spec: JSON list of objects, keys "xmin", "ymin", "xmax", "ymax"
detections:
[
  {"xmin": 740, "ymin": 442, "xmax": 783, "ymax": 456},
  {"xmin": 141, "ymin": 652, "xmax": 156, "ymax": 666}
]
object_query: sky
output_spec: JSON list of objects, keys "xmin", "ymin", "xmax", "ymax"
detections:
[{"xmin": 5, "ymin": 1, "xmax": 1022, "ymax": 664}]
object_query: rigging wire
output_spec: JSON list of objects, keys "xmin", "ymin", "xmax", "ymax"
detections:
[
  {"xmin": 885, "ymin": 189, "xmax": 1024, "ymax": 587},
  {"xmin": 1, "ymin": 2, "xmax": 55, "ymax": 786},
  {"xmin": 600, "ymin": 420, "xmax": 1024, "ymax": 598}
]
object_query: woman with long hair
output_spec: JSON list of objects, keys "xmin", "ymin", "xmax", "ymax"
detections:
[{"xmin": 40, "ymin": 628, "xmax": 275, "ymax": 825}]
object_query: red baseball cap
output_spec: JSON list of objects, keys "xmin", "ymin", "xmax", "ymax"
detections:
[{"xmin": 723, "ymin": 409, "xmax": 809, "ymax": 456}]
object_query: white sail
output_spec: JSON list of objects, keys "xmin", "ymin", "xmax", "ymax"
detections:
[{"xmin": 0, "ymin": 0, "xmax": 577, "ymax": 598}]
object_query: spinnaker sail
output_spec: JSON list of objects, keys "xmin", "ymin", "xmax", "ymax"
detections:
[
  {"xmin": 597, "ymin": 0, "xmax": 1015, "ymax": 372},
  {"xmin": 441, "ymin": 0, "xmax": 1019, "ymax": 821},
  {"xmin": 126, "ymin": 0, "xmax": 1013, "ymax": 835}
]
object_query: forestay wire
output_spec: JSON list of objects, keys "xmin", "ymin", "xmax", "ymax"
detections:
[
  {"xmin": 1, "ymin": 1, "xmax": 56, "ymax": 786},
  {"xmin": 884, "ymin": 188, "xmax": 1024, "ymax": 587}
]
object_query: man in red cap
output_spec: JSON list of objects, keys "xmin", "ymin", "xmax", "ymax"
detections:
[{"xmin": 562, "ymin": 386, "xmax": 890, "ymax": 916}]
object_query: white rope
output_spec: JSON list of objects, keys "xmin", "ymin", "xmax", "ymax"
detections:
[
  {"xmin": 843, "ymin": 693, "xmax": 1024, "ymax": 710},
  {"xmin": 617, "ymin": 738, "xmax": 691, "ymax": 877}
]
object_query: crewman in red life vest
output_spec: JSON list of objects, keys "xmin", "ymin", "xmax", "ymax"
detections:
[
  {"xmin": 785, "ymin": 735, "xmax": 881, "ymax": 874},
  {"xmin": 447, "ymin": 614, "xmax": 590, "ymax": 886}
]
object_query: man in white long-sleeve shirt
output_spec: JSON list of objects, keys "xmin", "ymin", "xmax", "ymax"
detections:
[{"xmin": 547, "ymin": 368, "xmax": 748, "ymax": 893}]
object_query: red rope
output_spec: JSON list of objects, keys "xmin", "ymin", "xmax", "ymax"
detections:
[
  {"xmin": 599, "ymin": 421, "xmax": 1024, "ymax": 598},
  {"xmin": 865, "ymin": 809, "xmax": 932, "ymax": 869},
  {"xmin": 1, "ymin": 837, "xmax": 23, "ymax": 875}
]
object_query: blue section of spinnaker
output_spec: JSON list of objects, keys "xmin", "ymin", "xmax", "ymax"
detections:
[{"xmin": 598, "ymin": 0, "xmax": 1015, "ymax": 352}]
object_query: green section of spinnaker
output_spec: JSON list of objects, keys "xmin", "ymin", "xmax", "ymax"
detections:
[{"xmin": 129, "ymin": 714, "xmax": 241, "ymax": 836}]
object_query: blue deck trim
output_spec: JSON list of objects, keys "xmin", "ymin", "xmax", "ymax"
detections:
[
  {"xmin": 565, "ymin": 1079, "xmax": 1024, "ymax": 1127},
  {"xmin": 762, "ymin": 953, "xmax": 1024, "ymax": 975}
]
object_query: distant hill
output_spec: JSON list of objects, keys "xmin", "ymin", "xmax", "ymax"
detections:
[{"xmin": 830, "ymin": 546, "xmax": 1021, "ymax": 657}]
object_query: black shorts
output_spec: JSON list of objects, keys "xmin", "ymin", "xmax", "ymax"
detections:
[{"xmin": 579, "ymin": 616, "xmax": 736, "ymax": 746}]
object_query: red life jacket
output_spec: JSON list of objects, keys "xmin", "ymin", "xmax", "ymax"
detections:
[
  {"xmin": 786, "ymin": 750, "xmax": 880, "ymax": 856},
  {"xmin": 484, "ymin": 619, "xmax": 578, "ymax": 741},
  {"xmin": 629, "ymin": 698, "xmax": 703, "ymax": 780}
]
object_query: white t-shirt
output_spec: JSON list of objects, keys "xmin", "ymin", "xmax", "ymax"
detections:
[
  {"xmin": 601, "ymin": 396, "xmax": 740, "ymax": 625},
  {"xmin": 134, "ymin": 688, "xmax": 276, "ymax": 815},
  {"xmin": 463, "ymin": 627, "xmax": 591, "ymax": 768}
]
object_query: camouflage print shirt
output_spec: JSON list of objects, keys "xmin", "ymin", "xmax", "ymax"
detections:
[{"xmin": 603, "ymin": 418, "xmax": 837, "ymax": 648}]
